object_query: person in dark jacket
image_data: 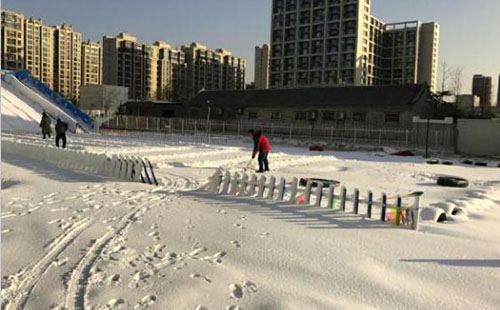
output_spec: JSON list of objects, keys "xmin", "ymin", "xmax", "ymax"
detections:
[
  {"xmin": 249, "ymin": 129, "xmax": 271, "ymax": 173},
  {"xmin": 40, "ymin": 112, "xmax": 52, "ymax": 139},
  {"xmin": 55, "ymin": 118, "xmax": 68, "ymax": 148}
]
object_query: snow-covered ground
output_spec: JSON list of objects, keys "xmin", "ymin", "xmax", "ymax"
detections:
[{"xmin": 2, "ymin": 132, "xmax": 500, "ymax": 310}]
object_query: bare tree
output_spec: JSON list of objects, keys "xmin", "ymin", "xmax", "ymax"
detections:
[
  {"xmin": 102, "ymin": 87, "xmax": 123, "ymax": 118},
  {"xmin": 449, "ymin": 67, "xmax": 463, "ymax": 99},
  {"xmin": 439, "ymin": 62, "xmax": 451, "ymax": 93}
]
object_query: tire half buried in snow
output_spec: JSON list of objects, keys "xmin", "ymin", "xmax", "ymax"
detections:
[{"xmin": 437, "ymin": 176, "xmax": 469, "ymax": 188}]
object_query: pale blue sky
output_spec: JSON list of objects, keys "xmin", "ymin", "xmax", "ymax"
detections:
[{"xmin": 3, "ymin": 0, "xmax": 500, "ymax": 99}]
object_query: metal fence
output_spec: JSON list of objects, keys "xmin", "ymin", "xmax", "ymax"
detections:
[{"xmin": 102, "ymin": 115, "xmax": 456, "ymax": 151}]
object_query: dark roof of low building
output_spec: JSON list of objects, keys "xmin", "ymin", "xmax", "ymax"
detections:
[
  {"xmin": 186, "ymin": 84, "xmax": 429, "ymax": 108},
  {"xmin": 123, "ymin": 101, "xmax": 183, "ymax": 108}
]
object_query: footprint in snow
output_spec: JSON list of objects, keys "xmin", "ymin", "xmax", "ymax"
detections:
[
  {"xmin": 230, "ymin": 241, "xmax": 241, "ymax": 248},
  {"xmin": 233, "ymin": 223, "xmax": 245, "ymax": 230},
  {"xmin": 134, "ymin": 294, "xmax": 156, "ymax": 309},
  {"xmin": 226, "ymin": 306, "xmax": 242, "ymax": 310},
  {"xmin": 260, "ymin": 232, "xmax": 270, "ymax": 238},
  {"xmin": 238, "ymin": 215, "xmax": 248, "ymax": 221},
  {"xmin": 229, "ymin": 283, "xmax": 243, "ymax": 299},
  {"xmin": 243, "ymin": 280, "xmax": 258, "ymax": 293},
  {"xmin": 195, "ymin": 306, "xmax": 209, "ymax": 310}
]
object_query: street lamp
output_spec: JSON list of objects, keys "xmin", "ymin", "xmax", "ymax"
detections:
[{"xmin": 206, "ymin": 100, "xmax": 212, "ymax": 138}]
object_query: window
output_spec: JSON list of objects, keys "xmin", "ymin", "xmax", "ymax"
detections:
[
  {"xmin": 295, "ymin": 112, "xmax": 307, "ymax": 120},
  {"xmin": 323, "ymin": 111, "xmax": 345, "ymax": 121},
  {"xmin": 248, "ymin": 111, "xmax": 258, "ymax": 119},
  {"xmin": 385, "ymin": 112, "xmax": 400, "ymax": 123},
  {"xmin": 353, "ymin": 112, "xmax": 367, "ymax": 122},
  {"xmin": 271, "ymin": 112, "xmax": 282, "ymax": 120}
]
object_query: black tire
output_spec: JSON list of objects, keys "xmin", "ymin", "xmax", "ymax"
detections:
[
  {"xmin": 462, "ymin": 160, "xmax": 473, "ymax": 165},
  {"xmin": 437, "ymin": 176, "xmax": 469, "ymax": 188},
  {"xmin": 426, "ymin": 159, "xmax": 439, "ymax": 165},
  {"xmin": 442, "ymin": 161, "xmax": 453, "ymax": 166},
  {"xmin": 475, "ymin": 162, "xmax": 488, "ymax": 167}
]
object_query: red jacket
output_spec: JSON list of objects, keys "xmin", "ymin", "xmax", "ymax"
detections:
[{"xmin": 253, "ymin": 133, "xmax": 271, "ymax": 157}]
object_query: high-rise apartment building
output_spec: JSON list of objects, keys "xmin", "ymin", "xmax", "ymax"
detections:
[
  {"xmin": 472, "ymin": 74, "xmax": 492, "ymax": 107},
  {"xmin": 81, "ymin": 40, "xmax": 102, "ymax": 86},
  {"xmin": 103, "ymin": 33, "xmax": 159, "ymax": 100},
  {"xmin": 255, "ymin": 44, "xmax": 270, "ymax": 89},
  {"xmin": 1, "ymin": 10, "xmax": 24, "ymax": 71},
  {"xmin": 269, "ymin": 0, "xmax": 439, "ymax": 91},
  {"xmin": 154, "ymin": 41, "xmax": 188, "ymax": 101},
  {"xmin": 182, "ymin": 42, "xmax": 246, "ymax": 97},
  {"xmin": 24, "ymin": 17, "xmax": 54, "ymax": 88},
  {"xmin": 381, "ymin": 21, "xmax": 439, "ymax": 92},
  {"xmin": 53, "ymin": 25, "xmax": 82, "ymax": 103}
]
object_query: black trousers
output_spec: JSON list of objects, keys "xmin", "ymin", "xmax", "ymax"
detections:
[
  {"xmin": 258, "ymin": 152, "xmax": 269, "ymax": 172},
  {"xmin": 42, "ymin": 132, "xmax": 51, "ymax": 139},
  {"xmin": 56, "ymin": 134, "xmax": 67, "ymax": 148}
]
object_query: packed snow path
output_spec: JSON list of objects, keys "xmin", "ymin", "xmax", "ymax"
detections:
[{"xmin": 2, "ymin": 133, "xmax": 500, "ymax": 309}]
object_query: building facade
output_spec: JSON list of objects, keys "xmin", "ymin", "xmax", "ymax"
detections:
[
  {"xmin": 254, "ymin": 44, "xmax": 270, "ymax": 89},
  {"xmin": 2, "ymin": 9, "xmax": 90, "ymax": 103},
  {"xmin": 269, "ymin": 0, "xmax": 439, "ymax": 91},
  {"xmin": 184, "ymin": 84, "xmax": 435, "ymax": 129},
  {"xmin": 53, "ymin": 25, "xmax": 82, "ymax": 103},
  {"xmin": 81, "ymin": 40, "xmax": 102, "ymax": 86},
  {"xmin": 1, "ymin": 10, "xmax": 24, "ymax": 71},
  {"xmin": 381, "ymin": 21, "xmax": 439, "ymax": 92},
  {"xmin": 24, "ymin": 18, "xmax": 55, "ymax": 89},
  {"xmin": 182, "ymin": 42, "xmax": 246, "ymax": 98},
  {"xmin": 103, "ymin": 33, "xmax": 159, "ymax": 100},
  {"xmin": 472, "ymin": 74, "xmax": 492, "ymax": 107}
]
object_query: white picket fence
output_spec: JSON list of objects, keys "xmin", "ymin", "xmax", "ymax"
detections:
[
  {"xmin": 2, "ymin": 139, "xmax": 159, "ymax": 185},
  {"xmin": 201, "ymin": 169, "xmax": 425, "ymax": 230}
]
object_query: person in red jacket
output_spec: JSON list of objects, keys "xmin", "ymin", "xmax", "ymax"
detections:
[{"xmin": 249, "ymin": 129, "xmax": 271, "ymax": 173}]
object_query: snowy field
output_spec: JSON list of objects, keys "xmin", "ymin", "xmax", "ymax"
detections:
[{"xmin": 2, "ymin": 132, "xmax": 500, "ymax": 310}]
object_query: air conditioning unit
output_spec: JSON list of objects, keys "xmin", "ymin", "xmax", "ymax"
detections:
[{"xmin": 307, "ymin": 111, "xmax": 318, "ymax": 121}]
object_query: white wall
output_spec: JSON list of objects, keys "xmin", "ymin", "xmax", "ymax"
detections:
[{"xmin": 457, "ymin": 119, "xmax": 500, "ymax": 157}]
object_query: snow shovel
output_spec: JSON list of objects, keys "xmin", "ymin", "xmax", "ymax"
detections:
[{"xmin": 242, "ymin": 158, "xmax": 254, "ymax": 173}]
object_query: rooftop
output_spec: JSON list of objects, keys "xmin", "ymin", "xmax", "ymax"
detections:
[{"xmin": 186, "ymin": 84, "xmax": 430, "ymax": 109}]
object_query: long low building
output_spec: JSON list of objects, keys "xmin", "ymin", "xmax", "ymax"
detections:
[{"xmin": 183, "ymin": 84, "xmax": 439, "ymax": 128}]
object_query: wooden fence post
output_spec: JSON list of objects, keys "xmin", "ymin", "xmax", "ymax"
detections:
[
  {"xmin": 289, "ymin": 177, "xmax": 298, "ymax": 200},
  {"xmin": 266, "ymin": 176, "xmax": 276, "ymax": 200},
  {"xmin": 221, "ymin": 171, "xmax": 231, "ymax": 195},
  {"xmin": 381, "ymin": 193, "xmax": 387, "ymax": 222},
  {"xmin": 353, "ymin": 188, "xmax": 359, "ymax": 214},
  {"xmin": 277, "ymin": 177, "xmax": 286, "ymax": 200},
  {"xmin": 304, "ymin": 180, "xmax": 312, "ymax": 205},
  {"xmin": 257, "ymin": 176, "xmax": 266, "ymax": 198},
  {"xmin": 247, "ymin": 174, "xmax": 258, "ymax": 196},
  {"xmin": 326, "ymin": 184, "xmax": 335, "ymax": 209},
  {"xmin": 315, "ymin": 183, "xmax": 323, "ymax": 207},
  {"xmin": 340, "ymin": 186, "xmax": 347, "ymax": 211},
  {"xmin": 367, "ymin": 191, "xmax": 373, "ymax": 218}
]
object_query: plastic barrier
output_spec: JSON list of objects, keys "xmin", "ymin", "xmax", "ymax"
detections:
[
  {"xmin": 2, "ymin": 139, "xmax": 158, "ymax": 185},
  {"xmin": 12, "ymin": 70, "xmax": 96, "ymax": 132},
  {"xmin": 201, "ymin": 169, "xmax": 425, "ymax": 230}
]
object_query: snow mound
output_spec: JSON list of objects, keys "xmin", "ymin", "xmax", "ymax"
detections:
[{"xmin": 1, "ymin": 72, "xmax": 86, "ymax": 133}]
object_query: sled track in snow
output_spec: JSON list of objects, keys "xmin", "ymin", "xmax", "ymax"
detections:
[
  {"xmin": 64, "ymin": 197, "xmax": 166, "ymax": 310},
  {"xmin": 1, "ymin": 218, "xmax": 91, "ymax": 310}
]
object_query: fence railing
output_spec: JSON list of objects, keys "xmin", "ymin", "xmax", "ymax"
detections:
[{"xmin": 102, "ymin": 115, "xmax": 456, "ymax": 151}]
